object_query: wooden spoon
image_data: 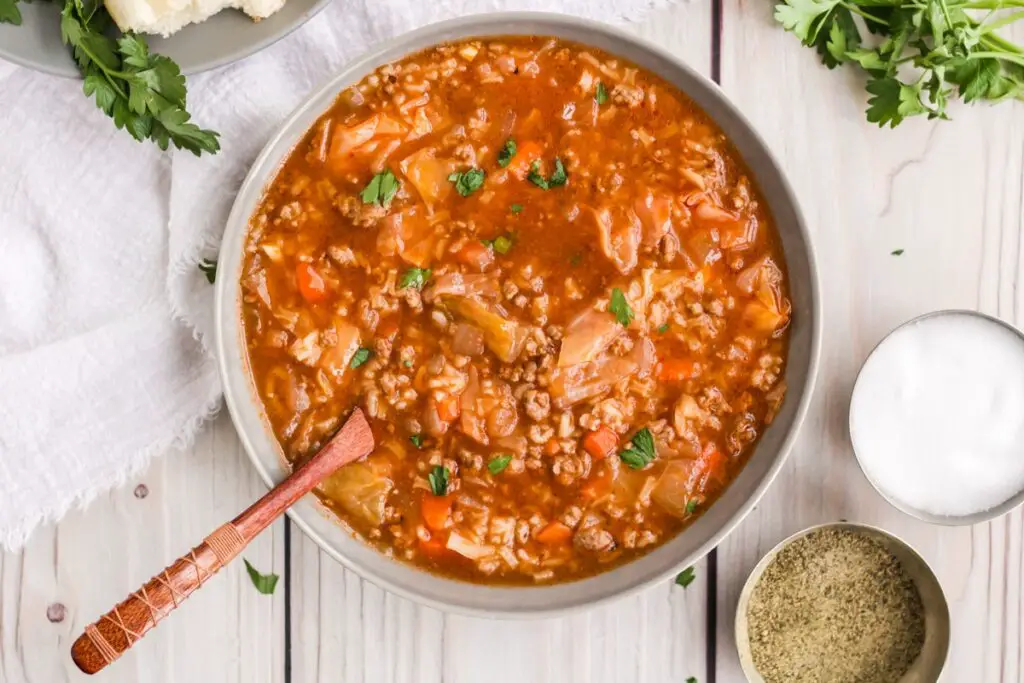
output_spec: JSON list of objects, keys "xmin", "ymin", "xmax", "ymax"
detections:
[{"xmin": 70, "ymin": 409, "xmax": 374, "ymax": 675}]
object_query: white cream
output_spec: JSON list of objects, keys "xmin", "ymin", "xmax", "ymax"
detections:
[{"xmin": 850, "ymin": 313, "xmax": 1024, "ymax": 517}]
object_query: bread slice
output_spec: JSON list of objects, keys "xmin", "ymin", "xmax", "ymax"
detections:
[{"xmin": 104, "ymin": 0, "xmax": 286, "ymax": 38}]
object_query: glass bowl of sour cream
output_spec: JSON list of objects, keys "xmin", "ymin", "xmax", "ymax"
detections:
[{"xmin": 850, "ymin": 310, "xmax": 1024, "ymax": 525}]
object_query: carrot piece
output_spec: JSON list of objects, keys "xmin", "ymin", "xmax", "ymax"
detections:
[
  {"xmin": 418, "ymin": 535, "xmax": 449, "ymax": 558},
  {"xmin": 296, "ymin": 263, "xmax": 328, "ymax": 303},
  {"xmin": 421, "ymin": 493, "xmax": 453, "ymax": 532},
  {"xmin": 697, "ymin": 446, "xmax": 727, "ymax": 490},
  {"xmin": 658, "ymin": 358, "xmax": 698, "ymax": 382},
  {"xmin": 536, "ymin": 521, "xmax": 573, "ymax": 545},
  {"xmin": 437, "ymin": 395, "xmax": 461, "ymax": 422},
  {"xmin": 506, "ymin": 140, "xmax": 544, "ymax": 180},
  {"xmin": 456, "ymin": 241, "xmax": 495, "ymax": 271},
  {"xmin": 582, "ymin": 426, "xmax": 618, "ymax": 460},
  {"xmin": 544, "ymin": 440, "xmax": 560, "ymax": 456}
]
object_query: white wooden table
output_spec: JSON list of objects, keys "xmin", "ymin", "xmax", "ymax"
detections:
[{"xmin": 3, "ymin": 2, "xmax": 1023, "ymax": 681}]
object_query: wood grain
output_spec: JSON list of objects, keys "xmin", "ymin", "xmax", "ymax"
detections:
[
  {"xmin": 2, "ymin": 3, "xmax": 1023, "ymax": 681},
  {"xmin": 67, "ymin": 410, "xmax": 372, "ymax": 675},
  {"xmin": 715, "ymin": 2, "xmax": 1024, "ymax": 682},
  {"xmin": 0, "ymin": 414, "xmax": 286, "ymax": 683}
]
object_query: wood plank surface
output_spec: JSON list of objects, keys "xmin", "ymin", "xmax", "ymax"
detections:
[
  {"xmin": 0, "ymin": 414, "xmax": 286, "ymax": 683},
  {"xmin": 3, "ymin": 2, "xmax": 1023, "ymax": 682},
  {"xmin": 715, "ymin": 2, "xmax": 1024, "ymax": 682},
  {"xmin": 286, "ymin": 6, "xmax": 715, "ymax": 683}
]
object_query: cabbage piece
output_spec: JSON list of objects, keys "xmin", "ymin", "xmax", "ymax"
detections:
[
  {"xmin": 327, "ymin": 113, "xmax": 407, "ymax": 170},
  {"xmin": 557, "ymin": 307, "xmax": 623, "ymax": 367},
  {"xmin": 318, "ymin": 459, "xmax": 393, "ymax": 527},
  {"xmin": 650, "ymin": 460, "xmax": 700, "ymax": 518},
  {"xmin": 593, "ymin": 206, "xmax": 642, "ymax": 274},
  {"xmin": 445, "ymin": 296, "xmax": 527, "ymax": 363},
  {"xmin": 400, "ymin": 147, "xmax": 457, "ymax": 207},
  {"xmin": 550, "ymin": 338, "xmax": 656, "ymax": 407}
]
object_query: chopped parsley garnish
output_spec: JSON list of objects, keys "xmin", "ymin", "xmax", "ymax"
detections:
[
  {"xmin": 498, "ymin": 138, "xmax": 517, "ymax": 168},
  {"xmin": 482, "ymin": 233, "xmax": 514, "ymax": 255},
  {"xmin": 409, "ymin": 434, "xmax": 424, "ymax": 449},
  {"xmin": 428, "ymin": 465, "xmax": 450, "ymax": 496},
  {"xmin": 609, "ymin": 288, "xmax": 634, "ymax": 327},
  {"xmin": 891, "ymin": 249, "xmax": 904, "ymax": 256},
  {"xmin": 403, "ymin": 359, "xmax": 413, "ymax": 368},
  {"xmin": 510, "ymin": 203, "xmax": 524, "ymax": 214},
  {"xmin": 685, "ymin": 499, "xmax": 699, "ymax": 515},
  {"xmin": 570, "ymin": 253, "xmax": 582, "ymax": 267},
  {"xmin": 448, "ymin": 168, "xmax": 486, "ymax": 197},
  {"xmin": 528, "ymin": 158, "xmax": 568, "ymax": 190},
  {"xmin": 399, "ymin": 267, "xmax": 432, "ymax": 290},
  {"xmin": 619, "ymin": 427, "xmax": 656, "ymax": 470},
  {"xmin": 657, "ymin": 323, "xmax": 670, "ymax": 334},
  {"xmin": 675, "ymin": 566, "xmax": 696, "ymax": 589},
  {"xmin": 488, "ymin": 454, "xmax": 513, "ymax": 475},
  {"xmin": 350, "ymin": 347, "xmax": 372, "ymax": 369},
  {"xmin": 243, "ymin": 559, "xmax": 279, "ymax": 595},
  {"xmin": 198, "ymin": 258, "xmax": 217, "ymax": 284},
  {"xmin": 360, "ymin": 169, "xmax": 400, "ymax": 208},
  {"xmin": 596, "ymin": 81, "xmax": 609, "ymax": 105}
]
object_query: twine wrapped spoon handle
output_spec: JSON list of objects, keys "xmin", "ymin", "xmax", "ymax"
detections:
[{"xmin": 70, "ymin": 409, "xmax": 374, "ymax": 675}]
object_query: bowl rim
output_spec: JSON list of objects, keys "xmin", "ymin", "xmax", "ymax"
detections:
[
  {"xmin": 849, "ymin": 308, "xmax": 1024, "ymax": 526},
  {"xmin": 214, "ymin": 11, "xmax": 823, "ymax": 617},
  {"xmin": 733, "ymin": 521, "xmax": 950, "ymax": 683}
]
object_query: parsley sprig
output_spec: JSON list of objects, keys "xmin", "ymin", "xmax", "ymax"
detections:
[
  {"xmin": 775, "ymin": 0, "xmax": 1024, "ymax": 126},
  {"xmin": 620, "ymin": 427, "xmax": 657, "ymax": 470},
  {"xmin": 53, "ymin": 2, "xmax": 220, "ymax": 154},
  {"xmin": 609, "ymin": 288, "xmax": 634, "ymax": 327}
]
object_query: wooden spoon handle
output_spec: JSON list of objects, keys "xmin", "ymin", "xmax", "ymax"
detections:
[
  {"xmin": 70, "ymin": 523, "xmax": 245, "ymax": 674},
  {"xmin": 70, "ymin": 409, "xmax": 373, "ymax": 675}
]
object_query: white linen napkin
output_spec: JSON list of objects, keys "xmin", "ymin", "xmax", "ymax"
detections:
[{"xmin": 0, "ymin": 0, "xmax": 678, "ymax": 550}]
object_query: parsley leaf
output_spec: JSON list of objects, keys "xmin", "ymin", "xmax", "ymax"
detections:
[
  {"xmin": 775, "ymin": 0, "xmax": 1024, "ymax": 126},
  {"xmin": 0, "ymin": 0, "xmax": 22, "ymax": 25},
  {"xmin": 198, "ymin": 258, "xmax": 217, "ymax": 284},
  {"xmin": 675, "ymin": 566, "xmax": 696, "ymax": 588},
  {"xmin": 350, "ymin": 347, "xmax": 372, "ymax": 369},
  {"xmin": 488, "ymin": 454, "xmax": 513, "ymax": 475},
  {"xmin": 498, "ymin": 138, "xmax": 517, "ymax": 168},
  {"xmin": 57, "ymin": 13, "xmax": 220, "ymax": 155},
  {"xmin": 609, "ymin": 288, "xmax": 634, "ymax": 327},
  {"xmin": 399, "ymin": 267, "xmax": 431, "ymax": 290},
  {"xmin": 619, "ymin": 427, "xmax": 656, "ymax": 470},
  {"xmin": 596, "ymin": 81, "xmax": 609, "ymax": 105},
  {"xmin": 449, "ymin": 168, "xmax": 486, "ymax": 197},
  {"xmin": 686, "ymin": 678, "xmax": 698, "ymax": 683},
  {"xmin": 548, "ymin": 158, "xmax": 568, "ymax": 187},
  {"xmin": 527, "ymin": 160, "xmax": 549, "ymax": 190},
  {"xmin": 891, "ymin": 248, "xmax": 904, "ymax": 256},
  {"xmin": 685, "ymin": 499, "xmax": 699, "ymax": 514},
  {"xmin": 360, "ymin": 169, "xmax": 400, "ymax": 207},
  {"xmin": 428, "ymin": 465, "xmax": 450, "ymax": 496},
  {"xmin": 510, "ymin": 203, "xmax": 524, "ymax": 214},
  {"xmin": 657, "ymin": 323, "xmax": 670, "ymax": 334},
  {"xmin": 410, "ymin": 434, "xmax": 424, "ymax": 449},
  {"xmin": 243, "ymin": 559, "xmax": 279, "ymax": 595},
  {"xmin": 528, "ymin": 158, "xmax": 568, "ymax": 189}
]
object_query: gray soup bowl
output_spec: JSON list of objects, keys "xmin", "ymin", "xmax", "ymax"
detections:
[{"xmin": 215, "ymin": 12, "xmax": 822, "ymax": 617}]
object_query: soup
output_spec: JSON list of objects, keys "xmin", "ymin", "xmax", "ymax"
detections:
[{"xmin": 240, "ymin": 37, "xmax": 790, "ymax": 584}]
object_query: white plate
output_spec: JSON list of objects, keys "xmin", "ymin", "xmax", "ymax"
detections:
[{"xmin": 0, "ymin": 0, "xmax": 330, "ymax": 77}]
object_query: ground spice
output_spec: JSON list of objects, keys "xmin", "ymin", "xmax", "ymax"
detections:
[{"xmin": 746, "ymin": 528, "xmax": 926, "ymax": 683}]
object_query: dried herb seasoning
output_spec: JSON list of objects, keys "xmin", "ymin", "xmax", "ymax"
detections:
[{"xmin": 746, "ymin": 528, "xmax": 925, "ymax": 683}]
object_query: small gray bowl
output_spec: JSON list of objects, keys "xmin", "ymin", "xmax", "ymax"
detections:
[
  {"xmin": 735, "ymin": 522, "xmax": 950, "ymax": 683},
  {"xmin": 850, "ymin": 309, "xmax": 1024, "ymax": 526},
  {"xmin": 214, "ymin": 12, "xmax": 822, "ymax": 617}
]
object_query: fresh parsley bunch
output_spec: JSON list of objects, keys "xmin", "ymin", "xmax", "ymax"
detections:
[
  {"xmin": 1, "ymin": 0, "xmax": 219, "ymax": 155},
  {"xmin": 775, "ymin": 0, "xmax": 1024, "ymax": 126}
]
